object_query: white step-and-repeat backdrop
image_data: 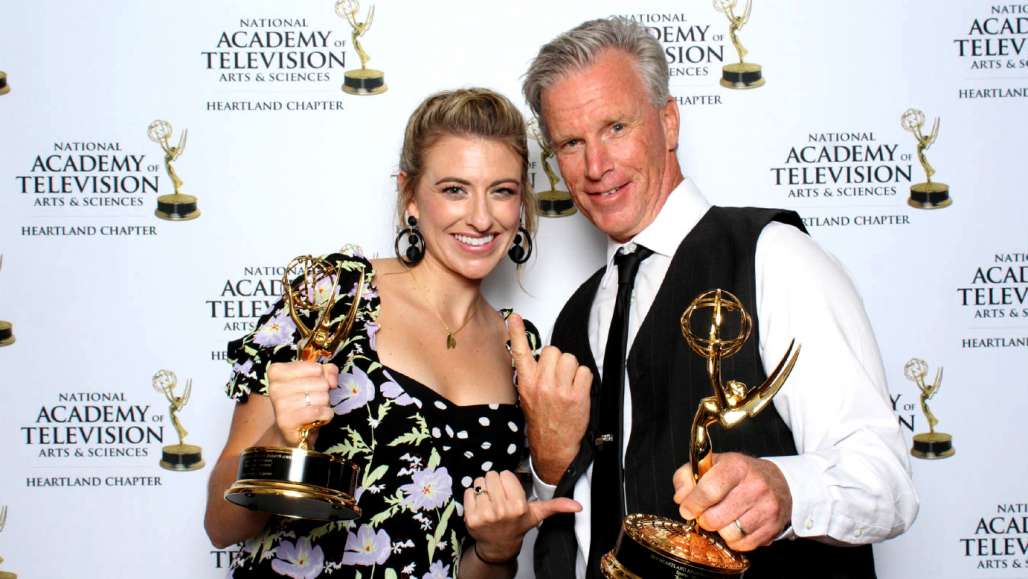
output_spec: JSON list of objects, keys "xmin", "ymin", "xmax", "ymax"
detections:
[{"xmin": 1, "ymin": 1, "xmax": 1026, "ymax": 577}]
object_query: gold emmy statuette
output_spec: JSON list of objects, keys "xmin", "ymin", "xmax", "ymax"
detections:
[
  {"xmin": 602, "ymin": 289, "xmax": 800, "ymax": 578},
  {"xmin": 714, "ymin": 0, "xmax": 764, "ymax": 89},
  {"xmin": 904, "ymin": 358, "xmax": 954, "ymax": 459},
  {"xmin": 147, "ymin": 119, "xmax": 200, "ymax": 221},
  {"xmin": 336, "ymin": 0, "xmax": 387, "ymax": 95},
  {"xmin": 0, "ymin": 505, "xmax": 17, "ymax": 579},
  {"xmin": 153, "ymin": 370, "xmax": 205, "ymax": 471},
  {"xmin": 528, "ymin": 119, "xmax": 576, "ymax": 218},
  {"xmin": 225, "ymin": 256, "xmax": 364, "ymax": 521},
  {"xmin": 0, "ymin": 71, "xmax": 9, "ymax": 96},
  {"xmin": 901, "ymin": 109, "xmax": 951, "ymax": 209},
  {"xmin": 0, "ymin": 255, "xmax": 13, "ymax": 348}
]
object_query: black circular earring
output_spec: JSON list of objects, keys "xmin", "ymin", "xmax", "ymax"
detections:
[
  {"xmin": 394, "ymin": 215, "xmax": 425, "ymax": 265},
  {"xmin": 507, "ymin": 225, "xmax": 533, "ymax": 264}
]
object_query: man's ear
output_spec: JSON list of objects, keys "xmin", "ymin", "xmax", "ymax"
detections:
[{"xmin": 661, "ymin": 96, "xmax": 681, "ymax": 151}]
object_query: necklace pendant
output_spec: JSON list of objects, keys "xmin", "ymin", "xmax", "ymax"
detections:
[{"xmin": 446, "ymin": 334, "xmax": 457, "ymax": 350}]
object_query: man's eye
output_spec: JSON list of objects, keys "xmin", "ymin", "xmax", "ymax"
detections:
[
  {"xmin": 612, "ymin": 122, "xmax": 625, "ymax": 133},
  {"xmin": 561, "ymin": 138, "xmax": 581, "ymax": 149}
]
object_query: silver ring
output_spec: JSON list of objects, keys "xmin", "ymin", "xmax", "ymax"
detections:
[
  {"xmin": 733, "ymin": 518, "xmax": 747, "ymax": 536},
  {"xmin": 304, "ymin": 391, "xmax": 312, "ymax": 407}
]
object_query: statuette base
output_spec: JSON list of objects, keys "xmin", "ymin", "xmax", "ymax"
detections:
[
  {"xmin": 155, "ymin": 194, "xmax": 201, "ymax": 221},
  {"xmin": 0, "ymin": 321, "xmax": 14, "ymax": 347},
  {"xmin": 537, "ymin": 190, "xmax": 577, "ymax": 218},
  {"xmin": 912, "ymin": 432, "xmax": 954, "ymax": 459},
  {"xmin": 342, "ymin": 69, "xmax": 387, "ymax": 95},
  {"xmin": 225, "ymin": 446, "xmax": 361, "ymax": 521},
  {"xmin": 602, "ymin": 514, "xmax": 748, "ymax": 578},
  {"xmin": 0, "ymin": 71, "xmax": 9, "ymax": 95},
  {"xmin": 908, "ymin": 182, "xmax": 951, "ymax": 209},
  {"xmin": 720, "ymin": 63, "xmax": 764, "ymax": 90},
  {"xmin": 159, "ymin": 443, "xmax": 205, "ymax": 471}
]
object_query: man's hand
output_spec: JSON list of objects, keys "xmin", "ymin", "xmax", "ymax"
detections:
[
  {"xmin": 672, "ymin": 452, "xmax": 792, "ymax": 551},
  {"xmin": 508, "ymin": 313, "xmax": 592, "ymax": 484}
]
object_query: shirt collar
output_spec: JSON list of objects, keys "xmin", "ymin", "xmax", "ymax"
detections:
[{"xmin": 600, "ymin": 177, "xmax": 711, "ymax": 286}]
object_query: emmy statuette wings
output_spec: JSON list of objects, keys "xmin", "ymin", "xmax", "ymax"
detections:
[
  {"xmin": 601, "ymin": 289, "xmax": 800, "ymax": 578},
  {"xmin": 225, "ymin": 255, "xmax": 365, "ymax": 521}
]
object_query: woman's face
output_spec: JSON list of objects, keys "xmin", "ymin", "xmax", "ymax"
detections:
[{"xmin": 404, "ymin": 134, "xmax": 524, "ymax": 282}]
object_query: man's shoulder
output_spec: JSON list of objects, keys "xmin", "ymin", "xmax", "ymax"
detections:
[{"xmin": 707, "ymin": 205, "xmax": 807, "ymax": 234}]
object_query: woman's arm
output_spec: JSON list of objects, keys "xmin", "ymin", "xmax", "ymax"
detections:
[{"xmin": 203, "ymin": 395, "xmax": 282, "ymax": 548}]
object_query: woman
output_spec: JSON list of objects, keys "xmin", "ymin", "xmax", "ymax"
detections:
[{"xmin": 204, "ymin": 88, "xmax": 582, "ymax": 578}]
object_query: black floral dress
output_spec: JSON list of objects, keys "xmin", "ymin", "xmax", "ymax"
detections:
[{"xmin": 224, "ymin": 248, "xmax": 541, "ymax": 579}]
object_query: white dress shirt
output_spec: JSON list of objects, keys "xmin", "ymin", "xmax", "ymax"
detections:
[{"xmin": 532, "ymin": 178, "xmax": 918, "ymax": 579}]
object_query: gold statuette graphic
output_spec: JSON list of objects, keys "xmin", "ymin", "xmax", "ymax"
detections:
[
  {"xmin": 147, "ymin": 120, "xmax": 200, "ymax": 221},
  {"xmin": 529, "ymin": 119, "xmax": 576, "ymax": 218},
  {"xmin": 714, "ymin": 0, "xmax": 764, "ymax": 89},
  {"xmin": 0, "ymin": 505, "xmax": 16, "ymax": 579},
  {"xmin": 602, "ymin": 289, "xmax": 800, "ymax": 578},
  {"xmin": 901, "ymin": 109, "xmax": 951, "ymax": 209},
  {"xmin": 336, "ymin": 0, "xmax": 387, "ymax": 95},
  {"xmin": 0, "ymin": 255, "xmax": 13, "ymax": 348},
  {"xmin": 904, "ymin": 358, "xmax": 954, "ymax": 459},
  {"xmin": 0, "ymin": 71, "xmax": 9, "ymax": 96},
  {"xmin": 226, "ymin": 256, "xmax": 364, "ymax": 521},
  {"xmin": 153, "ymin": 370, "xmax": 205, "ymax": 471}
]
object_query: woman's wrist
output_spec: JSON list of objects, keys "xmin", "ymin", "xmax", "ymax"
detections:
[{"xmin": 473, "ymin": 541, "xmax": 519, "ymax": 566}]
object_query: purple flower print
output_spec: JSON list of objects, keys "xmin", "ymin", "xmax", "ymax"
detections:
[
  {"xmin": 253, "ymin": 310, "xmax": 297, "ymax": 348},
  {"xmin": 331, "ymin": 366, "xmax": 376, "ymax": 415},
  {"xmin": 232, "ymin": 359, "xmax": 254, "ymax": 379},
  {"xmin": 366, "ymin": 321, "xmax": 380, "ymax": 351},
  {"xmin": 270, "ymin": 537, "xmax": 324, "ymax": 579},
  {"xmin": 381, "ymin": 372, "xmax": 415, "ymax": 406},
  {"xmin": 422, "ymin": 560, "xmax": 451, "ymax": 579},
  {"xmin": 342, "ymin": 524, "xmax": 391, "ymax": 566},
  {"xmin": 400, "ymin": 467, "xmax": 452, "ymax": 512}
]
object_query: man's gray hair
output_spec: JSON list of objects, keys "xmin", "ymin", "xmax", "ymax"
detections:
[{"xmin": 522, "ymin": 17, "xmax": 670, "ymax": 141}]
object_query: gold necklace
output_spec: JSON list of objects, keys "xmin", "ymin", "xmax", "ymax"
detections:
[{"xmin": 408, "ymin": 270, "xmax": 479, "ymax": 349}]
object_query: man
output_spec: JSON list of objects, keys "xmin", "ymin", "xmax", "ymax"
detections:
[{"xmin": 509, "ymin": 17, "xmax": 918, "ymax": 578}]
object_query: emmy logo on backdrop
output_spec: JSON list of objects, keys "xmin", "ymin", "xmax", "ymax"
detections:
[
  {"xmin": 153, "ymin": 370, "xmax": 205, "ymax": 471},
  {"xmin": 0, "ymin": 255, "xmax": 14, "ymax": 348},
  {"xmin": 0, "ymin": 71, "xmax": 9, "ymax": 95},
  {"xmin": 714, "ymin": 0, "xmax": 764, "ymax": 89},
  {"xmin": 226, "ymin": 255, "xmax": 364, "ymax": 521},
  {"xmin": 904, "ymin": 358, "xmax": 955, "ymax": 459},
  {"xmin": 528, "ymin": 119, "xmax": 576, "ymax": 218},
  {"xmin": 0, "ymin": 505, "xmax": 17, "ymax": 579},
  {"xmin": 602, "ymin": 289, "xmax": 800, "ymax": 578},
  {"xmin": 901, "ymin": 108, "xmax": 951, "ymax": 209},
  {"xmin": 336, "ymin": 0, "xmax": 387, "ymax": 95},
  {"xmin": 147, "ymin": 120, "xmax": 201, "ymax": 221}
]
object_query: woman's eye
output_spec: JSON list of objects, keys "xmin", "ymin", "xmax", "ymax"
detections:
[
  {"xmin": 442, "ymin": 185, "xmax": 465, "ymax": 195},
  {"xmin": 493, "ymin": 187, "xmax": 518, "ymax": 197}
]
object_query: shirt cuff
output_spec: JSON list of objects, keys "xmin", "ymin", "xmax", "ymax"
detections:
[
  {"xmin": 762, "ymin": 454, "xmax": 832, "ymax": 540},
  {"xmin": 529, "ymin": 456, "xmax": 557, "ymax": 501}
]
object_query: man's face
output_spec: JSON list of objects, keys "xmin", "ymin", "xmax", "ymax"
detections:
[{"xmin": 541, "ymin": 49, "xmax": 680, "ymax": 242}]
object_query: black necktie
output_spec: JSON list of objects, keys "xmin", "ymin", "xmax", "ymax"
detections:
[{"xmin": 588, "ymin": 244, "xmax": 653, "ymax": 575}]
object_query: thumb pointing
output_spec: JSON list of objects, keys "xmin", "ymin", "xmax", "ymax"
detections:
[{"xmin": 527, "ymin": 497, "xmax": 582, "ymax": 526}]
